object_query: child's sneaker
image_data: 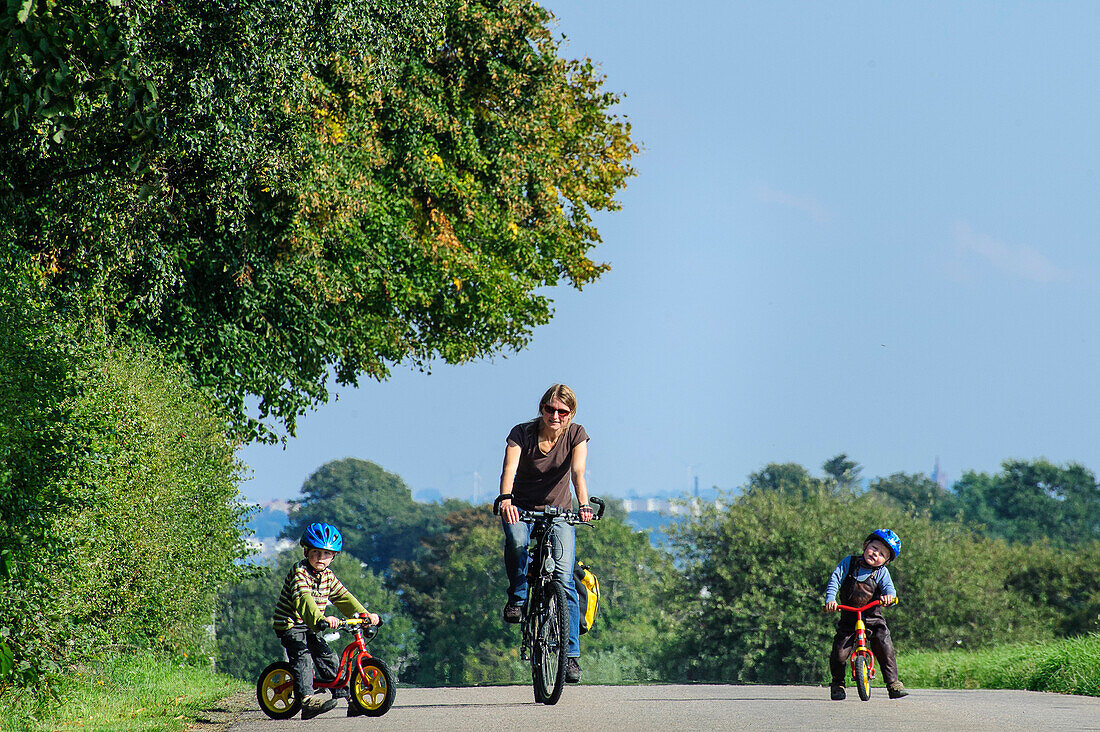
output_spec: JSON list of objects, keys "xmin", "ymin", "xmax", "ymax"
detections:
[
  {"xmin": 830, "ymin": 683, "xmax": 846, "ymax": 700},
  {"xmin": 887, "ymin": 682, "xmax": 909, "ymax": 699},
  {"xmin": 301, "ymin": 694, "xmax": 338, "ymax": 719}
]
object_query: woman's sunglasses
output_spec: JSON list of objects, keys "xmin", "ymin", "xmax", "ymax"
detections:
[{"xmin": 542, "ymin": 406, "xmax": 571, "ymax": 417}]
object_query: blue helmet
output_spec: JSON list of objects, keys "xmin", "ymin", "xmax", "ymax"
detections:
[
  {"xmin": 301, "ymin": 522, "xmax": 343, "ymax": 552},
  {"xmin": 866, "ymin": 529, "xmax": 901, "ymax": 561}
]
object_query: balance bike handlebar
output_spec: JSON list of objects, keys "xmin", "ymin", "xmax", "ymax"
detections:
[{"xmin": 832, "ymin": 598, "xmax": 899, "ymax": 613}]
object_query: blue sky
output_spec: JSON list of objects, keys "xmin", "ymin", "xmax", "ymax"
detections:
[{"xmin": 239, "ymin": 1, "xmax": 1100, "ymax": 504}]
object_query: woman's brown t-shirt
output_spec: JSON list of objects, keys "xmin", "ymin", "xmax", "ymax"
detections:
[{"xmin": 507, "ymin": 421, "xmax": 589, "ymax": 510}]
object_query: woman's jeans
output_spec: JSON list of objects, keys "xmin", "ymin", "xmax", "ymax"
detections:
[{"xmin": 502, "ymin": 516, "xmax": 580, "ymax": 657}]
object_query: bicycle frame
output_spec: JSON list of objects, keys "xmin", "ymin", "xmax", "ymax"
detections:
[
  {"xmin": 267, "ymin": 619, "xmax": 376, "ymax": 700},
  {"xmin": 313, "ymin": 619, "xmax": 377, "ymax": 693},
  {"xmin": 835, "ymin": 600, "xmax": 882, "ymax": 681},
  {"xmin": 518, "ymin": 510, "xmax": 564, "ymax": 661}
]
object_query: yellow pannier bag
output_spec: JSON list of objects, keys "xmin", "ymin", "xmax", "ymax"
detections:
[{"xmin": 574, "ymin": 560, "xmax": 600, "ymax": 634}]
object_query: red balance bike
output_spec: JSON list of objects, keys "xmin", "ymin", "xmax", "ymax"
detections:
[
  {"xmin": 256, "ymin": 618, "xmax": 395, "ymax": 718},
  {"xmin": 833, "ymin": 599, "xmax": 896, "ymax": 701}
]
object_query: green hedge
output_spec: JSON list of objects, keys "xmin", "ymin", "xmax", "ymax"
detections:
[{"xmin": 1, "ymin": 259, "xmax": 251, "ymax": 684}]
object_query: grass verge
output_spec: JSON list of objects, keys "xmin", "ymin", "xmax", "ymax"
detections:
[
  {"xmin": 0, "ymin": 652, "xmax": 250, "ymax": 732},
  {"xmin": 901, "ymin": 633, "xmax": 1100, "ymax": 696}
]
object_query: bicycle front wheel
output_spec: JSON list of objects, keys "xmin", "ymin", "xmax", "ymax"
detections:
[
  {"xmin": 853, "ymin": 653, "xmax": 871, "ymax": 701},
  {"xmin": 531, "ymin": 580, "xmax": 569, "ymax": 705},
  {"xmin": 350, "ymin": 657, "xmax": 395, "ymax": 716}
]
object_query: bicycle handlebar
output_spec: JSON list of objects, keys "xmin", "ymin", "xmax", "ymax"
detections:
[
  {"xmin": 832, "ymin": 598, "xmax": 898, "ymax": 613},
  {"xmin": 336, "ymin": 617, "xmax": 384, "ymax": 630},
  {"xmin": 493, "ymin": 494, "xmax": 605, "ymax": 521}
]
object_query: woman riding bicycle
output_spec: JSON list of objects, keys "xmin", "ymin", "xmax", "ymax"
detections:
[{"xmin": 498, "ymin": 384, "xmax": 593, "ymax": 684}]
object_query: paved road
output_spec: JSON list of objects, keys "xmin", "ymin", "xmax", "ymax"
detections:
[{"xmin": 231, "ymin": 684, "xmax": 1100, "ymax": 731}]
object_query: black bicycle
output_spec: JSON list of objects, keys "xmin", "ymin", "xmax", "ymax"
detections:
[{"xmin": 493, "ymin": 494, "xmax": 604, "ymax": 705}]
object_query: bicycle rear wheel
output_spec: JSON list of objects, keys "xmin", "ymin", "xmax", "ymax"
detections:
[
  {"xmin": 853, "ymin": 653, "xmax": 871, "ymax": 701},
  {"xmin": 531, "ymin": 580, "xmax": 568, "ymax": 705},
  {"xmin": 256, "ymin": 662, "xmax": 300, "ymax": 719}
]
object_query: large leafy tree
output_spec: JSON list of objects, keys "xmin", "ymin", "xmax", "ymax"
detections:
[
  {"xmin": 280, "ymin": 458, "xmax": 462, "ymax": 576},
  {"xmin": 953, "ymin": 460, "xmax": 1100, "ymax": 546},
  {"xmin": 869, "ymin": 471, "xmax": 960, "ymax": 522},
  {"xmin": 2, "ymin": 0, "xmax": 636, "ymax": 441}
]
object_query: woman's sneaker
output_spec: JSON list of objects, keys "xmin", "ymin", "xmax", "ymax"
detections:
[
  {"xmin": 301, "ymin": 694, "xmax": 338, "ymax": 719},
  {"xmin": 565, "ymin": 658, "xmax": 581, "ymax": 683},
  {"xmin": 502, "ymin": 603, "xmax": 523, "ymax": 623}
]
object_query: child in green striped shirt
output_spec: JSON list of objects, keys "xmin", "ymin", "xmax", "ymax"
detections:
[{"xmin": 272, "ymin": 522, "xmax": 379, "ymax": 719}]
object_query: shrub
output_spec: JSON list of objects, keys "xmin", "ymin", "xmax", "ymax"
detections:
[{"xmin": 1, "ymin": 257, "xmax": 250, "ymax": 683}]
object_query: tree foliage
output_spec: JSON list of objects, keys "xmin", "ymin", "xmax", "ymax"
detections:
[
  {"xmin": 869, "ymin": 471, "xmax": 960, "ymax": 522},
  {"xmin": 664, "ymin": 466, "xmax": 1053, "ymax": 684},
  {"xmin": 2, "ymin": 0, "xmax": 636, "ymax": 441},
  {"xmin": 0, "ymin": 267, "xmax": 250, "ymax": 682},
  {"xmin": 391, "ymin": 505, "xmax": 521, "ymax": 685},
  {"xmin": 279, "ymin": 458, "xmax": 462, "ymax": 576},
  {"xmin": 953, "ymin": 460, "xmax": 1100, "ymax": 546},
  {"xmin": 574, "ymin": 507, "xmax": 677, "ymax": 682}
]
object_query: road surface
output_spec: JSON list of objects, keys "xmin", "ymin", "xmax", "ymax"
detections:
[{"xmin": 230, "ymin": 684, "xmax": 1100, "ymax": 731}]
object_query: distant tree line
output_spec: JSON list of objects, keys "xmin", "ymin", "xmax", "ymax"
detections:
[{"xmin": 217, "ymin": 455, "xmax": 1100, "ymax": 686}]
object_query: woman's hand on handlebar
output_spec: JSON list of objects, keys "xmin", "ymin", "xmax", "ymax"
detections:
[
  {"xmin": 578, "ymin": 504, "xmax": 593, "ymax": 522},
  {"xmin": 499, "ymin": 496, "xmax": 520, "ymax": 525}
]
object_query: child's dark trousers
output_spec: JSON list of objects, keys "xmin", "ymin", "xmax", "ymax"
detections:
[{"xmin": 277, "ymin": 625, "xmax": 340, "ymax": 699}]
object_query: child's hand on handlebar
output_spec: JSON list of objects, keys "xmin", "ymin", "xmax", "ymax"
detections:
[
  {"xmin": 881, "ymin": 595, "xmax": 897, "ymax": 606},
  {"xmin": 357, "ymin": 612, "xmax": 381, "ymax": 626},
  {"xmin": 823, "ymin": 601, "xmax": 838, "ymax": 613},
  {"xmin": 325, "ymin": 615, "xmax": 340, "ymax": 629}
]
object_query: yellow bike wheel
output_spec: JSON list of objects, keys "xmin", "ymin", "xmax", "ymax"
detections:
[
  {"xmin": 256, "ymin": 662, "xmax": 301, "ymax": 719},
  {"xmin": 350, "ymin": 658, "xmax": 396, "ymax": 717}
]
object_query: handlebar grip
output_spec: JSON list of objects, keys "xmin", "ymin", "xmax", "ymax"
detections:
[{"xmin": 589, "ymin": 496, "xmax": 605, "ymax": 519}]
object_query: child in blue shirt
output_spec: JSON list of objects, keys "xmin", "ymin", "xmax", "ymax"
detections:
[{"xmin": 823, "ymin": 529, "xmax": 908, "ymax": 700}]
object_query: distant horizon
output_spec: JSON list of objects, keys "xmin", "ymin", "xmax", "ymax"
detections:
[{"xmin": 241, "ymin": 454, "xmax": 969, "ymax": 507}]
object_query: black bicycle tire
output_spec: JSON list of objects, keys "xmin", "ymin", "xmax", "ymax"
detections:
[
  {"xmin": 854, "ymin": 653, "xmax": 871, "ymax": 701},
  {"xmin": 528, "ymin": 592, "xmax": 546, "ymax": 705},
  {"xmin": 532, "ymin": 580, "xmax": 568, "ymax": 705}
]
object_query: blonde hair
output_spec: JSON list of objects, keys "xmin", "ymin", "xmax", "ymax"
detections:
[{"xmin": 538, "ymin": 384, "xmax": 577, "ymax": 416}]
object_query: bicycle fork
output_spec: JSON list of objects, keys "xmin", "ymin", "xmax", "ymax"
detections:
[{"xmin": 850, "ymin": 615, "xmax": 876, "ymax": 680}]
